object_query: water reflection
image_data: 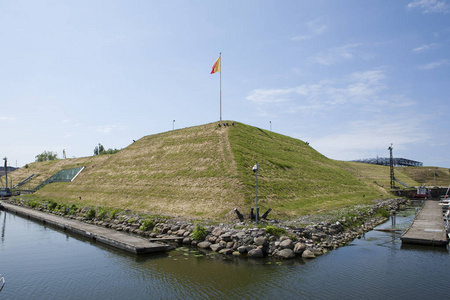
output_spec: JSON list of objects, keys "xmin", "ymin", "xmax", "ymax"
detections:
[
  {"xmin": 1, "ymin": 211, "xmax": 5, "ymax": 242},
  {"xmin": 0, "ymin": 206, "xmax": 449, "ymax": 300}
]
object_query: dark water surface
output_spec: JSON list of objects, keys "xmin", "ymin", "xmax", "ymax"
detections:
[{"xmin": 1, "ymin": 207, "xmax": 449, "ymax": 299}]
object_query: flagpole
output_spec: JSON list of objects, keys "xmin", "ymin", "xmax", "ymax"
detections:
[{"xmin": 220, "ymin": 52, "xmax": 222, "ymax": 122}]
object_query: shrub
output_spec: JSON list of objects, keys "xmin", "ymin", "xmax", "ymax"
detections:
[
  {"xmin": 139, "ymin": 219, "xmax": 155, "ymax": 231},
  {"xmin": 68, "ymin": 204, "xmax": 78, "ymax": 215},
  {"xmin": 28, "ymin": 200, "xmax": 40, "ymax": 208},
  {"xmin": 47, "ymin": 201, "xmax": 58, "ymax": 211},
  {"xmin": 191, "ymin": 225, "xmax": 208, "ymax": 241},
  {"xmin": 97, "ymin": 208, "xmax": 108, "ymax": 220},
  {"xmin": 110, "ymin": 209, "xmax": 119, "ymax": 220},
  {"xmin": 57, "ymin": 204, "xmax": 68, "ymax": 214},
  {"xmin": 377, "ymin": 208, "xmax": 390, "ymax": 218},
  {"xmin": 265, "ymin": 225, "xmax": 286, "ymax": 237},
  {"xmin": 86, "ymin": 208, "xmax": 96, "ymax": 220}
]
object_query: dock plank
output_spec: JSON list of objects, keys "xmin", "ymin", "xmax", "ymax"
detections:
[
  {"xmin": 0, "ymin": 202, "xmax": 170, "ymax": 254},
  {"xmin": 401, "ymin": 201, "xmax": 448, "ymax": 246}
]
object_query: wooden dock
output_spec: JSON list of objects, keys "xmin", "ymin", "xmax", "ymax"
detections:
[
  {"xmin": 0, "ymin": 202, "xmax": 170, "ymax": 254},
  {"xmin": 401, "ymin": 200, "xmax": 449, "ymax": 246}
]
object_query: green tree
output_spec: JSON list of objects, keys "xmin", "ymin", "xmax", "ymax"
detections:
[
  {"xmin": 35, "ymin": 151, "xmax": 58, "ymax": 162},
  {"xmin": 94, "ymin": 143, "xmax": 120, "ymax": 155},
  {"xmin": 94, "ymin": 143, "xmax": 105, "ymax": 155}
]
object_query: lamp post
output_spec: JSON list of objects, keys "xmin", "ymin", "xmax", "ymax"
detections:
[
  {"xmin": 3, "ymin": 157, "xmax": 7, "ymax": 189},
  {"xmin": 252, "ymin": 162, "xmax": 260, "ymax": 223}
]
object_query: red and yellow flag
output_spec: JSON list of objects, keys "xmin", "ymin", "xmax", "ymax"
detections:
[{"xmin": 210, "ymin": 56, "xmax": 221, "ymax": 74}]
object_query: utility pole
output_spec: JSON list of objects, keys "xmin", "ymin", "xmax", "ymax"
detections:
[
  {"xmin": 3, "ymin": 157, "xmax": 7, "ymax": 189},
  {"xmin": 388, "ymin": 144, "xmax": 394, "ymax": 189}
]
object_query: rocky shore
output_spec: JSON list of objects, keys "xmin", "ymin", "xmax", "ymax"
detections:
[{"xmin": 7, "ymin": 197, "xmax": 408, "ymax": 260}]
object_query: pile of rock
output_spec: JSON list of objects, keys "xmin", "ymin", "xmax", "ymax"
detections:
[
  {"xmin": 14, "ymin": 197, "xmax": 408, "ymax": 260},
  {"xmin": 136, "ymin": 198, "xmax": 406, "ymax": 260}
]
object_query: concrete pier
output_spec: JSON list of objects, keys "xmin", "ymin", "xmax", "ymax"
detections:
[
  {"xmin": 401, "ymin": 200, "xmax": 449, "ymax": 246},
  {"xmin": 0, "ymin": 202, "xmax": 170, "ymax": 254}
]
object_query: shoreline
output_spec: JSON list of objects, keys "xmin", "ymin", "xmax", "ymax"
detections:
[{"xmin": 1, "ymin": 197, "xmax": 408, "ymax": 259}]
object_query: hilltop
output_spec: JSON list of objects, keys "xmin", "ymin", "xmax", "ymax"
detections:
[{"xmin": 8, "ymin": 121, "xmax": 449, "ymax": 220}]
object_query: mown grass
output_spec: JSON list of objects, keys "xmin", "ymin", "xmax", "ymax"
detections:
[
  {"xmin": 228, "ymin": 122, "xmax": 387, "ymax": 217},
  {"xmin": 8, "ymin": 121, "xmax": 448, "ymax": 221}
]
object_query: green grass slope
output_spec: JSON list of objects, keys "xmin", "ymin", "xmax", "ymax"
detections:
[
  {"xmin": 28, "ymin": 123, "xmax": 245, "ymax": 219},
  {"xmin": 10, "ymin": 121, "xmax": 425, "ymax": 220},
  {"xmin": 228, "ymin": 123, "xmax": 389, "ymax": 217}
]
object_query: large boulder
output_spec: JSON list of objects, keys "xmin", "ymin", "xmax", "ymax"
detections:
[
  {"xmin": 275, "ymin": 249, "xmax": 295, "ymax": 259},
  {"xmin": 279, "ymin": 239, "xmax": 294, "ymax": 250},
  {"xmin": 293, "ymin": 242, "xmax": 306, "ymax": 255},
  {"xmin": 210, "ymin": 243, "xmax": 224, "ymax": 252},
  {"xmin": 254, "ymin": 236, "xmax": 268, "ymax": 247},
  {"xmin": 248, "ymin": 248, "xmax": 264, "ymax": 258},
  {"xmin": 212, "ymin": 228, "xmax": 224, "ymax": 237},
  {"xmin": 197, "ymin": 241, "xmax": 212, "ymax": 249},
  {"xmin": 220, "ymin": 232, "xmax": 232, "ymax": 242},
  {"xmin": 237, "ymin": 246, "xmax": 248, "ymax": 254},
  {"xmin": 219, "ymin": 248, "xmax": 233, "ymax": 255},
  {"xmin": 235, "ymin": 231, "xmax": 247, "ymax": 240},
  {"xmin": 302, "ymin": 249, "xmax": 316, "ymax": 259}
]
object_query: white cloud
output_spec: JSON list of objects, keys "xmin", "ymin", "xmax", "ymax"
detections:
[
  {"xmin": 95, "ymin": 124, "xmax": 124, "ymax": 134},
  {"xmin": 417, "ymin": 59, "xmax": 450, "ymax": 69},
  {"xmin": 309, "ymin": 117, "xmax": 430, "ymax": 161},
  {"xmin": 246, "ymin": 87, "xmax": 307, "ymax": 104},
  {"xmin": 307, "ymin": 18, "xmax": 328, "ymax": 35},
  {"xmin": 412, "ymin": 43, "xmax": 438, "ymax": 53},
  {"xmin": 0, "ymin": 116, "xmax": 16, "ymax": 122},
  {"xmin": 291, "ymin": 18, "xmax": 328, "ymax": 41},
  {"xmin": 246, "ymin": 68, "xmax": 392, "ymax": 113},
  {"xmin": 312, "ymin": 43, "xmax": 362, "ymax": 65},
  {"xmin": 407, "ymin": 0, "xmax": 450, "ymax": 13}
]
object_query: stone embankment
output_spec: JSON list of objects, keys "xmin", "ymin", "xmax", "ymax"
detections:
[{"xmin": 6, "ymin": 198, "xmax": 407, "ymax": 260}]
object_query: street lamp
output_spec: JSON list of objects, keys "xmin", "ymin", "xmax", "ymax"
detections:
[
  {"xmin": 252, "ymin": 162, "xmax": 260, "ymax": 223},
  {"xmin": 3, "ymin": 157, "xmax": 7, "ymax": 189}
]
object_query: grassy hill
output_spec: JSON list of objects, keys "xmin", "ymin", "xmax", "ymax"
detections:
[{"xmin": 8, "ymin": 121, "xmax": 449, "ymax": 220}]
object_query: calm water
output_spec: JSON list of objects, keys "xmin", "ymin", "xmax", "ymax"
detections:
[{"xmin": 1, "ymin": 207, "xmax": 449, "ymax": 300}]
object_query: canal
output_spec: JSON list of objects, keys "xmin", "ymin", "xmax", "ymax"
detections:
[{"xmin": 0, "ymin": 206, "xmax": 449, "ymax": 299}]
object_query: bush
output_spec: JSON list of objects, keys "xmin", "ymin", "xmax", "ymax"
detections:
[
  {"xmin": 68, "ymin": 204, "xmax": 78, "ymax": 215},
  {"xmin": 265, "ymin": 225, "xmax": 286, "ymax": 237},
  {"xmin": 109, "ymin": 209, "xmax": 119, "ymax": 220},
  {"xmin": 139, "ymin": 219, "xmax": 155, "ymax": 231},
  {"xmin": 191, "ymin": 225, "xmax": 208, "ymax": 241},
  {"xmin": 57, "ymin": 204, "xmax": 68, "ymax": 214},
  {"xmin": 377, "ymin": 208, "xmax": 390, "ymax": 218},
  {"xmin": 86, "ymin": 208, "xmax": 96, "ymax": 220},
  {"xmin": 47, "ymin": 201, "xmax": 58, "ymax": 211},
  {"xmin": 28, "ymin": 200, "xmax": 41, "ymax": 208},
  {"xmin": 97, "ymin": 208, "xmax": 108, "ymax": 220}
]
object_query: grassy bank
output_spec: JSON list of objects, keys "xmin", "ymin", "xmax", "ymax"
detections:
[{"xmin": 8, "ymin": 121, "xmax": 447, "ymax": 221}]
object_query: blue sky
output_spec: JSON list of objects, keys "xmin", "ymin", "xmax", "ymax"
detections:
[{"xmin": 1, "ymin": 0, "xmax": 449, "ymax": 168}]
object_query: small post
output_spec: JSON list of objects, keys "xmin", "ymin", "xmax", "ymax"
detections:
[
  {"xmin": 234, "ymin": 208, "xmax": 244, "ymax": 222},
  {"xmin": 252, "ymin": 162, "xmax": 260, "ymax": 223},
  {"xmin": 261, "ymin": 208, "xmax": 272, "ymax": 219},
  {"xmin": 173, "ymin": 120, "xmax": 175, "ymax": 130}
]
